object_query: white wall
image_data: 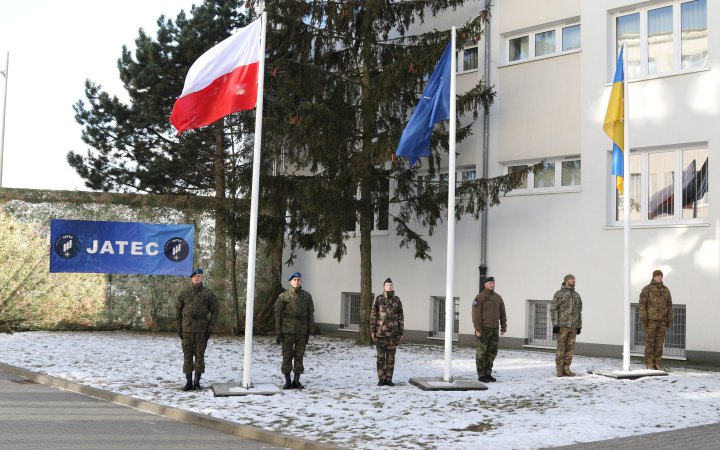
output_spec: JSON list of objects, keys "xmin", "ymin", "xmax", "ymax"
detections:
[{"xmin": 283, "ymin": 0, "xmax": 720, "ymax": 357}]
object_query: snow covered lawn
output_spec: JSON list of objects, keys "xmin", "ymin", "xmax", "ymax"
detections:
[{"xmin": 2, "ymin": 331, "xmax": 719, "ymax": 449}]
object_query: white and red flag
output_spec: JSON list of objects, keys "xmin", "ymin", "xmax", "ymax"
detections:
[{"xmin": 170, "ymin": 17, "xmax": 262, "ymax": 134}]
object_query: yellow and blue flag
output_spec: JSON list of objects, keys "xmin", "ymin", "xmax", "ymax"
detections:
[
  {"xmin": 603, "ymin": 46, "xmax": 625, "ymax": 193},
  {"xmin": 396, "ymin": 42, "xmax": 452, "ymax": 167}
]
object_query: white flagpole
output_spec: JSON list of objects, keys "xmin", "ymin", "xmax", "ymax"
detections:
[
  {"xmin": 242, "ymin": 11, "xmax": 267, "ymax": 388},
  {"xmin": 622, "ymin": 43, "xmax": 631, "ymax": 371},
  {"xmin": 443, "ymin": 27, "xmax": 457, "ymax": 382}
]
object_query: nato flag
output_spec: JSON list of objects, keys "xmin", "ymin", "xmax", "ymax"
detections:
[{"xmin": 395, "ymin": 42, "xmax": 452, "ymax": 167}]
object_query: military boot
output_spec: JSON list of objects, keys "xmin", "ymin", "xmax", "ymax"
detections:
[
  {"xmin": 556, "ymin": 366, "xmax": 565, "ymax": 377},
  {"xmin": 291, "ymin": 373, "xmax": 304, "ymax": 389},
  {"xmin": 193, "ymin": 372, "xmax": 202, "ymax": 390},
  {"xmin": 283, "ymin": 372, "xmax": 292, "ymax": 390},
  {"xmin": 563, "ymin": 366, "xmax": 576, "ymax": 377},
  {"xmin": 183, "ymin": 373, "xmax": 193, "ymax": 391}
]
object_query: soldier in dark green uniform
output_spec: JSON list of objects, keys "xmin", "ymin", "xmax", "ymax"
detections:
[
  {"xmin": 370, "ymin": 277, "xmax": 404, "ymax": 387},
  {"xmin": 471, "ymin": 276, "xmax": 507, "ymax": 383},
  {"xmin": 551, "ymin": 274, "xmax": 583, "ymax": 377},
  {"xmin": 640, "ymin": 269, "xmax": 673, "ymax": 370},
  {"xmin": 275, "ymin": 272, "xmax": 314, "ymax": 389},
  {"xmin": 176, "ymin": 268, "xmax": 219, "ymax": 391}
]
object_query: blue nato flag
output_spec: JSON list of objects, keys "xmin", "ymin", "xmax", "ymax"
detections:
[{"xmin": 395, "ymin": 42, "xmax": 452, "ymax": 168}]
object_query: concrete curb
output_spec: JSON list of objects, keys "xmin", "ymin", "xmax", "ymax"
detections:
[{"xmin": 0, "ymin": 362, "xmax": 345, "ymax": 450}]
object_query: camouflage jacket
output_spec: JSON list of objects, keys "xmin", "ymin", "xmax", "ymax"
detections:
[
  {"xmin": 551, "ymin": 284, "xmax": 583, "ymax": 329},
  {"xmin": 639, "ymin": 280, "xmax": 673, "ymax": 326},
  {"xmin": 176, "ymin": 283, "xmax": 219, "ymax": 332},
  {"xmin": 471, "ymin": 290, "xmax": 507, "ymax": 332},
  {"xmin": 275, "ymin": 287, "xmax": 314, "ymax": 335},
  {"xmin": 370, "ymin": 292, "xmax": 404, "ymax": 338}
]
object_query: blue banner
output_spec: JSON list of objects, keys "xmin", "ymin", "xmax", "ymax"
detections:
[{"xmin": 50, "ymin": 219, "xmax": 194, "ymax": 276}]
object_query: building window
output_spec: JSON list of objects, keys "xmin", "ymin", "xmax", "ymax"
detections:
[
  {"xmin": 459, "ymin": 45, "xmax": 478, "ymax": 72},
  {"xmin": 561, "ymin": 160, "xmax": 582, "ymax": 186},
  {"xmin": 562, "ymin": 24, "xmax": 581, "ymax": 51},
  {"xmin": 507, "ymin": 158, "xmax": 581, "ymax": 193},
  {"xmin": 631, "ymin": 303, "xmax": 686, "ymax": 358},
  {"xmin": 535, "ymin": 30, "xmax": 556, "ymax": 57},
  {"xmin": 431, "ymin": 296, "xmax": 459, "ymax": 340},
  {"xmin": 343, "ymin": 178, "xmax": 390, "ymax": 233},
  {"xmin": 507, "ymin": 22, "xmax": 580, "ymax": 63},
  {"xmin": 340, "ymin": 292, "xmax": 362, "ymax": 331},
  {"xmin": 614, "ymin": 0, "xmax": 707, "ymax": 79},
  {"xmin": 527, "ymin": 300, "xmax": 556, "ymax": 347},
  {"xmin": 509, "ymin": 35, "xmax": 529, "ymax": 62},
  {"xmin": 614, "ymin": 147, "xmax": 708, "ymax": 224},
  {"xmin": 418, "ymin": 168, "xmax": 477, "ymax": 196},
  {"xmin": 534, "ymin": 162, "xmax": 556, "ymax": 188}
]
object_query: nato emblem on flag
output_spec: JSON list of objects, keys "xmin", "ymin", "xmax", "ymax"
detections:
[{"xmin": 396, "ymin": 42, "xmax": 452, "ymax": 167}]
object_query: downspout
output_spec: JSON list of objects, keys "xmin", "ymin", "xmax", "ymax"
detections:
[{"xmin": 479, "ymin": 2, "xmax": 491, "ymax": 292}]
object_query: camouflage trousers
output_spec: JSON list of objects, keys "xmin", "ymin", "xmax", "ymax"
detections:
[
  {"xmin": 476, "ymin": 326, "xmax": 499, "ymax": 377},
  {"xmin": 181, "ymin": 332, "xmax": 208, "ymax": 374},
  {"xmin": 644, "ymin": 320, "xmax": 667, "ymax": 368},
  {"xmin": 375, "ymin": 337, "xmax": 399, "ymax": 381},
  {"xmin": 555, "ymin": 327, "xmax": 577, "ymax": 368},
  {"xmin": 281, "ymin": 334, "xmax": 307, "ymax": 374}
]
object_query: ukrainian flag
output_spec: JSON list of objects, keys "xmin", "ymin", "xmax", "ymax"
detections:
[{"xmin": 604, "ymin": 46, "xmax": 625, "ymax": 194}]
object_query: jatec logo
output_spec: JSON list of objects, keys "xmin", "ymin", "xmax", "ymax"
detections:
[
  {"xmin": 164, "ymin": 237, "xmax": 190, "ymax": 262},
  {"xmin": 54, "ymin": 234, "xmax": 81, "ymax": 259}
]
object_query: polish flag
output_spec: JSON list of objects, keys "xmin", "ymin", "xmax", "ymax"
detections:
[{"xmin": 170, "ymin": 17, "xmax": 262, "ymax": 134}]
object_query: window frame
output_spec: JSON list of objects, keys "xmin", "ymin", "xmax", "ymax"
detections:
[
  {"xmin": 339, "ymin": 292, "xmax": 362, "ymax": 331},
  {"xmin": 505, "ymin": 157, "xmax": 582, "ymax": 195},
  {"xmin": 630, "ymin": 303, "xmax": 686, "ymax": 358},
  {"xmin": 458, "ymin": 44, "xmax": 479, "ymax": 73},
  {"xmin": 417, "ymin": 166, "xmax": 477, "ymax": 196},
  {"xmin": 611, "ymin": 0, "xmax": 708, "ymax": 80},
  {"xmin": 610, "ymin": 145, "xmax": 708, "ymax": 226},
  {"xmin": 343, "ymin": 179, "xmax": 390, "ymax": 235},
  {"xmin": 526, "ymin": 300, "xmax": 557, "ymax": 348},
  {"xmin": 429, "ymin": 296, "xmax": 460, "ymax": 341},
  {"xmin": 505, "ymin": 21, "xmax": 581, "ymax": 64}
]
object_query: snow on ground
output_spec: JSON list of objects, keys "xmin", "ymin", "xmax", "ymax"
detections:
[{"xmin": 2, "ymin": 331, "xmax": 720, "ymax": 449}]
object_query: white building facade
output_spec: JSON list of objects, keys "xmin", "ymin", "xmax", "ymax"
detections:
[{"xmin": 284, "ymin": 0, "xmax": 719, "ymax": 364}]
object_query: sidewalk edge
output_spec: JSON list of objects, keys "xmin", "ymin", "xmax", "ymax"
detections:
[{"xmin": 0, "ymin": 362, "xmax": 344, "ymax": 450}]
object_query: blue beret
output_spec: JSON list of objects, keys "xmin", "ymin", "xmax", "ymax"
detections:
[
  {"xmin": 191, "ymin": 268, "xmax": 203, "ymax": 277},
  {"xmin": 288, "ymin": 272, "xmax": 302, "ymax": 281}
]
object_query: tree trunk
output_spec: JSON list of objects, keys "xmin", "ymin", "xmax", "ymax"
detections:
[
  {"xmin": 212, "ymin": 123, "xmax": 228, "ymax": 304},
  {"xmin": 358, "ymin": 176, "xmax": 374, "ymax": 345},
  {"xmin": 252, "ymin": 199, "xmax": 286, "ymax": 334}
]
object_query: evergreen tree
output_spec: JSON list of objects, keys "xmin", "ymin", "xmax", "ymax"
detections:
[
  {"xmin": 67, "ymin": 1, "xmax": 257, "ymax": 328},
  {"xmin": 258, "ymin": 1, "xmax": 535, "ymax": 344}
]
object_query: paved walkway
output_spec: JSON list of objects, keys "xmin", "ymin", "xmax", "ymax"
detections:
[
  {"xmin": 545, "ymin": 422, "xmax": 720, "ymax": 449},
  {"xmin": 0, "ymin": 366, "xmax": 337, "ymax": 450}
]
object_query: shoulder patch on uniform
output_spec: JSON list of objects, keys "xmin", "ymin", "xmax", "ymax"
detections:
[{"xmin": 472, "ymin": 299, "xmax": 478, "ymax": 306}]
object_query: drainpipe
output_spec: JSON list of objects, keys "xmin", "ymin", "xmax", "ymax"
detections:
[{"xmin": 479, "ymin": 2, "xmax": 491, "ymax": 292}]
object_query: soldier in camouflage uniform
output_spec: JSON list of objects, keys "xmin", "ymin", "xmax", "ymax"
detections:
[
  {"xmin": 176, "ymin": 268, "xmax": 219, "ymax": 391},
  {"xmin": 275, "ymin": 272, "xmax": 314, "ymax": 389},
  {"xmin": 551, "ymin": 274, "xmax": 583, "ymax": 377},
  {"xmin": 471, "ymin": 276, "xmax": 507, "ymax": 383},
  {"xmin": 639, "ymin": 269, "xmax": 673, "ymax": 370},
  {"xmin": 370, "ymin": 278, "xmax": 404, "ymax": 387}
]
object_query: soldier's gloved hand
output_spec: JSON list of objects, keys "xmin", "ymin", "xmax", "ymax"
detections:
[
  {"xmin": 305, "ymin": 332, "xmax": 310, "ymax": 344},
  {"xmin": 552, "ymin": 326, "xmax": 559, "ymax": 334},
  {"xmin": 576, "ymin": 328, "xmax": 581, "ymax": 335},
  {"xmin": 177, "ymin": 326, "xmax": 183, "ymax": 339},
  {"xmin": 276, "ymin": 333, "xmax": 283, "ymax": 345}
]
